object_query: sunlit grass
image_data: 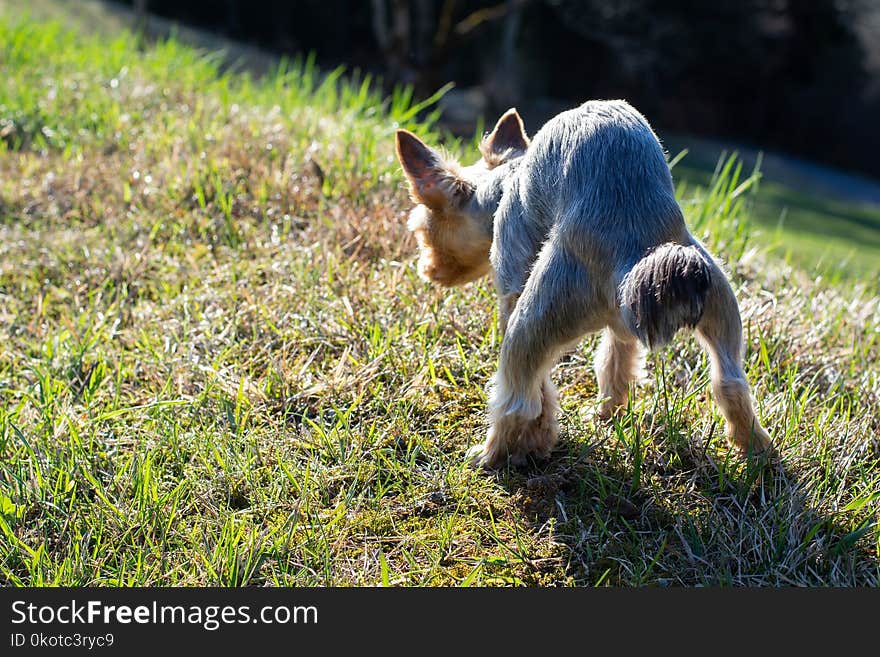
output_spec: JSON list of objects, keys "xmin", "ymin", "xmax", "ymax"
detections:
[
  {"xmin": 672, "ymin": 158, "xmax": 880, "ymax": 284},
  {"xmin": 0, "ymin": 14, "xmax": 878, "ymax": 586}
]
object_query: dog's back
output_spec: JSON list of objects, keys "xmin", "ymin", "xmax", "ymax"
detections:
[
  {"xmin": 395, "ymin": 101, "xmax": 773, "ymax": 468},
  {"xmin": 511, "ymin": 100, "xmax": 690, "ymax": 272},
  {"xmin": 493, "ymin": 101, "xmax": 704, "ymax": 342}
]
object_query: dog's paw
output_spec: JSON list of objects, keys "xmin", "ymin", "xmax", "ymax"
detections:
[
  {"xmin": 467, "ymin": 414, "xmax": 559, "ymax": 470},
  {"xmin": 594, "ymin": 393, "xmax": 630, "ymax": 422},
  {"xmin": 593, "ymin": 400, "xmax": 626, "ymax": 423},
  {"xmin": 731, "ymin": 421, "xmax": 776, "ymax": 461},
  {"xmin": 466, "ymin": 443, "xmax": 494, "ymax": 469},
  {"xmin": 466, "ymin": 440, "xmax": 525, "ymax": 470},
  {"xmin": 596, "ymin": 401, "xmax": 616, "ymax": 422}
]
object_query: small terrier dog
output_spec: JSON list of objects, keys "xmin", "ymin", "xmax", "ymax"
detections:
[{"xmin": 395, "ymin": 100, "xmax": 772, "ymax": 468}]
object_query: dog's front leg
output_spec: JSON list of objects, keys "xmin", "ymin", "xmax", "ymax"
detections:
[{"xmin": 470, "ymin": 240, "xmax": 599, "ymax": 468}]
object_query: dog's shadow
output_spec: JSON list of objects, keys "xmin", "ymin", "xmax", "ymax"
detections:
[{"xmin": 489, "ymin": 415, "xmax": 878, "ymax": 586}]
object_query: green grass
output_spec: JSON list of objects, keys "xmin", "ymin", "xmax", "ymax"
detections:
[
  {"xmin": 1, "ymin": 14, "xmax": 878, "ymax": 586},
  {"xmin": 672, "ymin": 158, "xmax": 880, "ymax": 285}
]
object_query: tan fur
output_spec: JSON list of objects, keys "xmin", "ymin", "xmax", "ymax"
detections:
[
  {"xmin": 712, "ymin": 379, "xmax": 773, "ymax": 454},
  {"xmin": 406, "ymin": 205, "xmax": 492, "ymax": 286},
  {"xmin": 396, "ymin": 129, "xmax": 476, "ymax": 210},
  {"xmin": 396, "ymin": 118, "xmax": 520, "ymax": 287},
  {"xmin": 468, "ymin": 375, "xmax": 559, "ymax": 467},
  {"xmin": 696, "ymin": 270, "xmax": 774, "ymax": 457},
  {"xmin": 499, "ymin": 292, "xmax": 520, "ymax": 334},
  {"xmin": 479, "ymin": 108, "xmax": 530, "ymax": 169},
  {"xmin": 594, "ymin": 327, "xmax": 643, "ymax": 419},
  {"xmin": 395, "ymin": 105, "xmax": 773, "ymax": 469}
]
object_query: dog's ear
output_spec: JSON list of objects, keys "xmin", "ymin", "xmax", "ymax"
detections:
[
  {"xmin": 480, "ymin": 108, "xmax": 529, "ymax": 166},
  {"xmin": 396, "ymin": 130, "xmax": 474, "ymax": 209}
]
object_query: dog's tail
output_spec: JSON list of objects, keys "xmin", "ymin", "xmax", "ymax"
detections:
[{"xmin": 619, "ymin": 243, "xmax": 712, "ymax": 349}]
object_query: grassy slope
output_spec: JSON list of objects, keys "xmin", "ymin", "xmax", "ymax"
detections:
[
  {"xmin": 8, "ymin": 0, "xmax": 880, "ymax": 284},
  {"xmin": 672, "ymin": 158, "xmax": 880, "ymax": 285},
  {"xmin": 0, "ymin": 16, "xmax": 878, "ymax": 586}
]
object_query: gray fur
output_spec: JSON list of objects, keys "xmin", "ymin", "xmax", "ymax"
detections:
[
  {"xmin": 474, "ymin": 100, "xmax": 707, "ymax": 388},
  {"xmin": 486, "ymin": 100, "xmax": 689, "ymax": 305},
  {"xmin": 397, "ymin": 99, "xmax": 772, "ymax": 466}
]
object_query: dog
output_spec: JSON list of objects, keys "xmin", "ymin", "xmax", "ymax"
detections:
[{"xmin": 395, "ymin": 99, "xmax": 772, "ymax": 468}]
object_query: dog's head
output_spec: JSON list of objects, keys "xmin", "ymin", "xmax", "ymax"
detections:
[{"xmin": 395, "ymin": 109, "xmax": 528, "ymax": 287}]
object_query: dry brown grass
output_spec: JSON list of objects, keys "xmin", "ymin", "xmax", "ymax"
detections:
[{"xmin": 0, "ymin": 13, "xmax": 877, "ymax": 586}]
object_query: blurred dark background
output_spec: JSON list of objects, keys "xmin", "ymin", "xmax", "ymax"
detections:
[{"xmin": 114, "ymin": 0, "xmax": 880, "ymax": 181}]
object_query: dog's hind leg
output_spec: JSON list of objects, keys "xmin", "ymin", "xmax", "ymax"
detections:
[
  {"xmin": 696, "ymin": 263, "xmax": 773, "ymax": 456},
  {"xmin": 469, "ymin": 243, "xmax": 602, "ymax": 468},
  {"xmin": 594, "ymin": 326, "xmax": 643, "ymax": 419}
]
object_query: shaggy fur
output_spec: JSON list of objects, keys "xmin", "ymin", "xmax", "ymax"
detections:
[
  {"xmin": 620, "ymin": 243, "xmax": 712, "ymax": 348},
  {"xmin": 594, "ymin": 327, "xmax": 643, "ymax": 419},
  {"xmin": 395, "ymin": 100, "xmax": 773, "ymax": 468}
]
